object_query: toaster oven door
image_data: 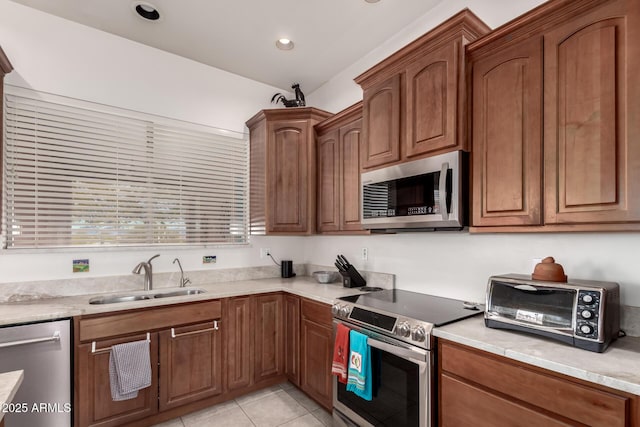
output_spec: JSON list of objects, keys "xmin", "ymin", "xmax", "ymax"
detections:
[{"xmin": 486, "ymin": 280, "xmax": 576, "ymax": 332}]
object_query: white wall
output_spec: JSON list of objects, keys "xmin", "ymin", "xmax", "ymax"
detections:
[
  {"xmin": 0, "ymin": 0, "xmax": 303, "ymax": 283},
  {"xmin": 305, "ymin": 0, "xmax": 640, "ymax": 308}
]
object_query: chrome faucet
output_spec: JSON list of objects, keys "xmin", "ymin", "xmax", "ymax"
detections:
[
  {"xmin": 133, "ymin": 254, "xmax": 160, "ymax": 291},
  {"xmin": 173, "ymin": 258, "xmax": 191, "ymax": 287}
]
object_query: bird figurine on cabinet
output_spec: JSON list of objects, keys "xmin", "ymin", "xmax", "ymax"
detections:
[{"xmin": 271, "ymin": 83, "xmax": 306, "ymax": 107}]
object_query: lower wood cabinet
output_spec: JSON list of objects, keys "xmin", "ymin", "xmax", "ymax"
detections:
[
  {"xmin": 300, "ymin": 297, "xmax": 333, "ymax": 411},
  {"xmin": 158, "ymin": 321, "xmax": 223, "ymax": 411},
  {"xmin": 438, "ymin": 339, "xmax": 640, "ymax": 426},
  {"xmin": 254, "ymin": 293, "xmax": 284, "ymax": 383},
  {"xmin": 75, "ymin": 300, "xmax": 222, "ymax": 427},
  {"xmin": 76, "ymin": 333, "xmax": 160, "ymax": 427},
  {"xmin": 284, "ymin": 293, "xmax": 301, "ymax": 386},
  {"xmin": 225, "ymin": 296, "xmax": 253, "ymax": 391}
]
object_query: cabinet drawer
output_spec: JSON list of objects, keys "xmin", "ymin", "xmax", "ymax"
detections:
[
  {"xmin": 301, "ymin": 298, "xmax": 332, "ymax": 326},
  {"xmin": 439, "ymin": 341, "xmax": 629, "ymax": 426},
  {"xmin": 440, "ymin": 374, "xmax": 571, "ymax": 427},
  {"xmin": 79, "ymin": 300, "xmax": 222, "ymax": 342}
]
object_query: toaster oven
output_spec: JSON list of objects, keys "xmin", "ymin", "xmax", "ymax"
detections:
[{"xmin": 485, "ymin": 274, "xmax": 620, "ymax": 352}]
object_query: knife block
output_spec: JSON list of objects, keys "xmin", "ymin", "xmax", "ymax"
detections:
[{"xmin": 340, "ymin": 268, "xmax": 366, "ymax": 288}]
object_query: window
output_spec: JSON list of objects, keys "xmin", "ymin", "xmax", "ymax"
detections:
[{"xmin": 2, "ymin": 86, "xmax": 249, "ymax": 249}]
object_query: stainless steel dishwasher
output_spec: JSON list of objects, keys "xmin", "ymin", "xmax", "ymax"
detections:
[{"xmin": 0, "ymin": 318, "xmax": 72, "ymax": 427}]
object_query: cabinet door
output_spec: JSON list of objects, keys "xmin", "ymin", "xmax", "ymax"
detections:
[
  {"xmin": 317, "ymin": 130, "xmax": 340, "ymax": 232},
  {"xmin": 544, "ymin": 0, "xmax": 640, "ymax": 225},
  {"xmin": 254, "ymin": 293, "xmax": 284, "ymax": 383},
  {"xmin": 471, "ymin": 36, "xmax": 543, "ymax": 226},
  {"xmin": 361, "ymin": 74, "xmax": 401, "ymax": 169},
  {"xmin": 75, "ymin": 333, "xmax": 158, "ymax": 427},
  {"xmin": 268, "ymin": 120, "xmax": 311, "ymax": 233},
  {"xmin": 225, "ymin": 296, "xmax": 253, "ymax": 391},
  {"xmin": 300, "ymin": 299, "xmax": 333, "ymax": 411},
  {"xmin": 405, "ymin": 42, "xmax": 458, "ymax": 158},
  {"xmin": 340, "ymin": 119, "xmax": 364, "ymax": 231},
  {"xmin": 158, "ymin": 320, "xmax": 223, "ymax": 411},
  {"xmin": 284, "ymin": 294, "xmax": 301, "ymax": 386}
]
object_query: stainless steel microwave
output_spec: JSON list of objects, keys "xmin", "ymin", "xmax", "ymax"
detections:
[
  {"xmin": 360, "ymin": 151, "xmax": 467, "ymax": 230},
  {"xmin": 485, "ymin": 274, "xmax": 620, "ymax": 352}
]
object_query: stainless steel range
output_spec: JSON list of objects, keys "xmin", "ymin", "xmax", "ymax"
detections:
[{"xmin": 332, "ymin": 289, "xmax": 483, "ymax": 427}]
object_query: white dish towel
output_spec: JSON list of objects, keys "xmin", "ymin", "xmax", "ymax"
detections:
[{"xmin": 109, "ymin": 339, "xmax": 152, "ymax": 401}]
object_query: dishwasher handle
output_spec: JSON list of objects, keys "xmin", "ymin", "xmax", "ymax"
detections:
[{"xmin": 0, "ymin": 331, "xmax": 61, "ymax": 349}]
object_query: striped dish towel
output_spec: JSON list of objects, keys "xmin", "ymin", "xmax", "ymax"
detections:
[{"xmin": 109, "ymin": 339, "xmax": 152, "ymax": 401}]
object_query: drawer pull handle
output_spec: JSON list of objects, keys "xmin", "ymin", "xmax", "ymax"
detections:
[
  {"xmin": 0, "ymin": 331, "xmax": 60, "ymax": 349},
  {"xmin": 171, "ymin": 321, "xmax": 219, "ymax": 339},
  {"xmin": 91, "ymin": 332, "xmax": 150, "ymax": 354}
]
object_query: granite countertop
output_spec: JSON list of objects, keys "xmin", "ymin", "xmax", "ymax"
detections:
[
  {"xmin": 0, "ymin": 276, "xmax": 363, "ymax": 327},
  {"xmin": 433, "ymin": 316, "xmax": 640, "ymax": 396},
  {"xmin": 0, "ymin": 370, "xmax": 24, "ymax": 421}
]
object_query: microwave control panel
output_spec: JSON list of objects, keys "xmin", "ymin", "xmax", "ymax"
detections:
[{"xmin": 575, "ymin": 290, "xmax": 602, "ymax": 339}]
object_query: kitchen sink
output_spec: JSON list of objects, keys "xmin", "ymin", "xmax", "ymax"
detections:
[
  {"xmin": 153, "ymin": 288, "xmax": 206, "ymax": 298},
  {"xmin": 88, "ymin": 288, "xmax": 206, "ymax": 304}
]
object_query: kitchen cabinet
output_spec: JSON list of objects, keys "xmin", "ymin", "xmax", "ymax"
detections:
[
  {"xmin": 284, "ymin": 293, "xmax": 301, "ymax": 386},
  {"xmin": 438, "ymin": 339, "xmax": 640, "ymax": 426},
  {"xmin": 246, "ymin": 108, "xmax": 332, "ymax": 235},
  {"xmin": 158, "ymin": 320, "xmax": 223, "ymax": 411},
  {"xmin": 254, "ymin": 293, "xmax": 284, "ymax": 383},
  {"xmin": 469, "ymin": 0, "xmax": 640, "ymax": 232},
  {"xmin": 354, "ymin": 10, "xmax": 490, "ymax": 170},
  {"xmin": 300, "ymin": 297, "xmax": 333, "ymax": 411},
  {"xmin": 225, "ymin": 296, "xmax": 253, "ymax": 391},
  {"xmin": 315, "ymin": 102, "xmax": 368, "ymax": 234},
  {"xmin": 74, "ymin": 300, "xmax": 222, "ymax": 427}
]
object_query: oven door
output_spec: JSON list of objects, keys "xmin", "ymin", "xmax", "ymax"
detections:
[{"xmin": 333, "ymin": 320, "xmax": 431, "ymax": 427}]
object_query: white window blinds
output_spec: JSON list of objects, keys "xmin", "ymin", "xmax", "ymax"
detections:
[{"xmin": 2, "ymin": 87, "xmax": 249, "ymax": 249}]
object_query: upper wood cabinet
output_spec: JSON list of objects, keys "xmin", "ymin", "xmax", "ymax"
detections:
[
  {"xmin": 247, "ymin": 108, "xmax": 332, "ymax": 235},
  {"xmin": 355, "ymin": 9, "xmax": 490, "ymax": 170},
  {"xmin": 315, "ymin": 102, "xmax": 368, "ymax": 234},
  {"xmin": 469, "ymin": 0, "xmax": 640, "ymax": 232}
]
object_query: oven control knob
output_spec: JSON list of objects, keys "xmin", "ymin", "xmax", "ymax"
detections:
[
  {"xmin": 581, "ymin": 294, "xmax": 595, "ymax": 305},
  {"xmin": 411, "ymin": 326, "xmax": 426, "ymax": 342},
  {"xmin": 397, "ymin": 322, "xmax": 411, "ymax": 337},
  {"xmin": 580, "ymin": 324, "xmax": 594, "ymax": 335},
  {"xmin": 339, "ymin": 306, "xmax": 351, "ymax": 318},
  {"xmin": 581, "ymin": 310, "xmax": 594, "ymax": 319},
  {"xmin": 331, "ymin": 304, "xmax": 341, "ymax": 317}
]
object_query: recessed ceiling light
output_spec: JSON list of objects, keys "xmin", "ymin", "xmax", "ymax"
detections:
[
  {"xmin": 133, "ymin": 2, "xmax": 160, "ymax": 21},
  {"xmin": 365, "ymin": 0, "xmax": 381, "ymax": 3},
  {"xmin": 276, "ymin": 38, "xmax": 294, "ymax": 50}
]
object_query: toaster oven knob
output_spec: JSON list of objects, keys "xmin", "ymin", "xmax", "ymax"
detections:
[
  {"xmin": 397, "ymin": 322, "xmax": 411, "ymax": 337},
  {"xmin": 339, "ymin": 306, "xmax": 351, "ymax": 318},
  {"xmin": 581, "ymin": 294, "xmax": 595, "ymax": 304},
  {"xmin": 411, "ymin": 326, "xmax": 426, "ymax": 342},
  {"xmin": 580, "ymin": 324, "xmax": 594, "ymax": 335},
  {"xmin": 580, "ymin": 310, "xmax": 594, "ymax": 319}
]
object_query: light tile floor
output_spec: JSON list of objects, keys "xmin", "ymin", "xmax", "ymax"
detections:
[{"xmin": 153, "ymin": 382, "xmax": 333, "ymax": 427}]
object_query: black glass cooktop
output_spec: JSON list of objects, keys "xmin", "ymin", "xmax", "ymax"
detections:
[{"xmin": 339, "ymin": 289, "xmax": 483, "ymax": 326}]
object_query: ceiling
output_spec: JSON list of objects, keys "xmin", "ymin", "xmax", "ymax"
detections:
[{"xmin": 8, "ymin": 0, "xmax": 444, "ymax": 93}]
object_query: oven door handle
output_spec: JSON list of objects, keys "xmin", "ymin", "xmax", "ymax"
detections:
[{"xmin": 366, "ymin": 337, "xmax": 427, "ymax": 367}]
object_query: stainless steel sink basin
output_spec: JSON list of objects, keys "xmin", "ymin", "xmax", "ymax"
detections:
[
  {"xmin": 88, "ymin": 288, "xmax": 206, "ymax": 304},
  {"xmin": 153, "ymin": 289, "xmax": 206, "ymax": 298},
  {"xmin": 89, "ymin": 294, "xmax": 153, "ymax": 305}
]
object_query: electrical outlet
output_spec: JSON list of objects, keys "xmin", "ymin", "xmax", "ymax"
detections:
[
  {"xmin": 260, "ymin": 248, "xmax": 271, "ymax": 259},
  {"xmin": 361, "ymin": 247, "xmax": 368, "ymax": 260}
]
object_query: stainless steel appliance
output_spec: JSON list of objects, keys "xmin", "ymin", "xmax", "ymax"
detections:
[
  {"xmin": 332, "ymin": 290, "xmax": 483, "ymax": 426},
  {"xmin": 361, "ymin": 151, "xmax": 467, "ymax": 230},
  {"xmin": 485, "ymin": 274, "xmax": 620, "ymax": 352},
  {"xmin": 0, "ymin": 319, "xmax": 72, "ymax": 427}
]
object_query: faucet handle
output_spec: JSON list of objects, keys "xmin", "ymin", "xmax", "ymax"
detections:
[{"xmin": 182, "ymin": 277, "xmax": 192, "ymax": 287}]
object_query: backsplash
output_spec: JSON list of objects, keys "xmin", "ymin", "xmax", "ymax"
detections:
[{"xmin": 0, "ymin": 264, "xmax": 394, "ymax": 302}]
